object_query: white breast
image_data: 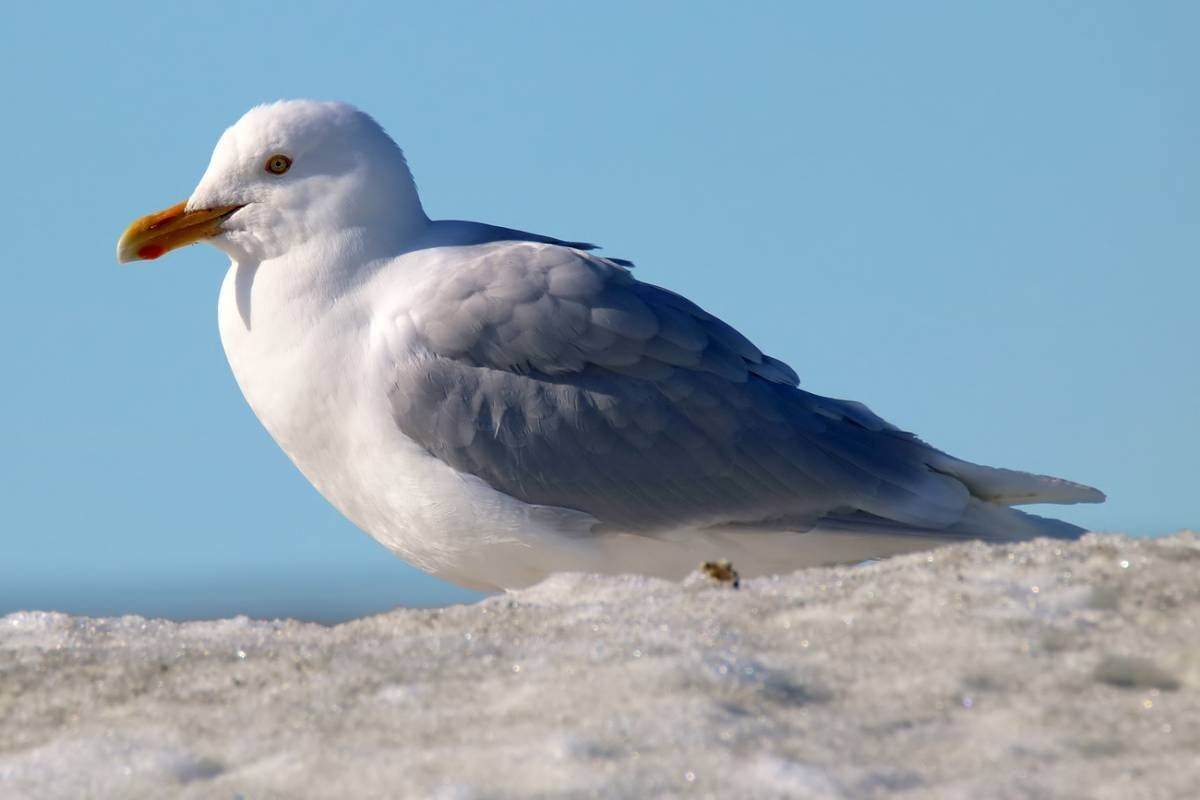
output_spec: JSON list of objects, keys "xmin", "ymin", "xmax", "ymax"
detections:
[{"xmin": 214, "ymin": 254, "xmax": 584, "ymax": 590}]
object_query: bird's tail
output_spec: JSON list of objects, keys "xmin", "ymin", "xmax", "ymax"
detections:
[
  {"xmin": 820, "ymin": 497, "xmax": 1087, "ymax": 543},
  {"xmin": 926, "ymin": 453, "xmax": 1105, "ymax": 507},
  {"xmin": 819, "ymin": 450, "xmax": 1103, "ymax": 543},
  {"xmin": 945, "ymin": 496, "xmax": 1088, "ymax": 540}
]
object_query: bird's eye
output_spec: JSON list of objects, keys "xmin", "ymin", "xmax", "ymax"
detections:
[{"xmin": 265, "ymin": 154, "xmax": 292, "ymax": 175}]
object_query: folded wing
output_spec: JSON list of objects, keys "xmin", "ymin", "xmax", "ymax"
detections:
[{"xmin": 388, "ymin": 242, "xmax": 1101, "ymax": 538}]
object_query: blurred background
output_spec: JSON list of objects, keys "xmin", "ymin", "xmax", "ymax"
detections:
[{"xmin": 1, "ymin": 2, "xmax": 1195, "ymax": 622}]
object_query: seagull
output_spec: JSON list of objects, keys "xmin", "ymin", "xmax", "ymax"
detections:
[{"xmin": 117, "ymin": 100, "xmax": 1103, "ymax": 591}]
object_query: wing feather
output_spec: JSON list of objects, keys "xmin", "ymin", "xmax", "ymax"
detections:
[{"xmin": 387, "ymin": 241, "xmax": 1096, "ymax": 536}]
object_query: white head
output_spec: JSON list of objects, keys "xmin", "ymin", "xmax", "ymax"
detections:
[{"xmin": 118, "ymin": 100, "xmax": 427, "ymax": 265}]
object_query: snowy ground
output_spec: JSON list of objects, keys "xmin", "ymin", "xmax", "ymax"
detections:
[{"xmin": 2, "ymin": 533, "xmax": 1197, "ymax": 800}]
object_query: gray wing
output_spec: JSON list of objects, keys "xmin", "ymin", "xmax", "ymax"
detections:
[{"xmin": 389, "ymin": 241, "xmax": 981, "ymax": 534}]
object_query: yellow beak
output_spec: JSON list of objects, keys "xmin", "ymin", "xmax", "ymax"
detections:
[{"xmin": 116, "ymin": 201, "xmax": 243, "ymax": 263}]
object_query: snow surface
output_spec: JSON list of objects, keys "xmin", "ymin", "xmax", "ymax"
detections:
[{"xmin": 2, "ymin": 533, "xmax": 1198, "ymax": 799}]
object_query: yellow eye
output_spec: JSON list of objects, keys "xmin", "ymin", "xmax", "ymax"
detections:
[{"xmin": 265, "ymin": 154, "xmax": 292, "ymax": 175}]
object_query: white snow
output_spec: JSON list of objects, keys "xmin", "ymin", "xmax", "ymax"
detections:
[{"xmin": 2, "ymin": 533, "xmax": 1198, "ymax": 799}]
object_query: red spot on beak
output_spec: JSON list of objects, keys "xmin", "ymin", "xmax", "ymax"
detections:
[{"xmin": 137, "ymin": 244, "xmax": 166, "ymax": 260}]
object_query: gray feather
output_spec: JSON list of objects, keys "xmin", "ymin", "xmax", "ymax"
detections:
[{"xmin": 390, "ymin": 241, "xmax": 1100, "ymax": 538}]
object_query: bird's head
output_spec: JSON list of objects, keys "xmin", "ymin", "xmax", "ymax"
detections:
[{"xmin": 117, "ymin": 100, "xmax": 426, "ymax": 265}]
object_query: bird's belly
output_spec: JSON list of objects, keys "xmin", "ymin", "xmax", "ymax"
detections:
[
  {"xmin": 226, "ymin": 362, "xmax": 504, "ymax": 582},
  {"xmin": 216, "ymin": 296, "xmax": 555, "ymax": 587}
]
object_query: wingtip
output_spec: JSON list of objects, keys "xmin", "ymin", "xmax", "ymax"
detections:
[{"xmin": 1062, "ymin": 480, "xmax": 1107, "ymax": 505}]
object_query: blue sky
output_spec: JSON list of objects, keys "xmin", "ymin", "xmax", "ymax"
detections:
[{"xmin": 1, "ymin": 2, "xmax": 1195, "ymax": 620}]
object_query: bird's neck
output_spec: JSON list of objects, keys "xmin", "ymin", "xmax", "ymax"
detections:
[{"xmin": 222, "ymin": 225, "xmax": 402, "ymax": 334}]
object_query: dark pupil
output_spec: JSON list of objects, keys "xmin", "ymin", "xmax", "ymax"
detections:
[{"xmin": 273, "ymin": 159, "xmax": 284, "ymax": 171}]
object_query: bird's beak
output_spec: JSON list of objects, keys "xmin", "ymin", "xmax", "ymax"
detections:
[{"xmin": 116, "ymin": 201, "xmax": 244, "ymax": 263}]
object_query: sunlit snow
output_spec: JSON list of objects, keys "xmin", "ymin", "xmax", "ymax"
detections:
[{"xmin": 2, "ymin": 533, "xmax": 1197, "ymax": 799}]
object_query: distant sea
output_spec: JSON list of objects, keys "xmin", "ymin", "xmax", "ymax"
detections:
[{"xmin": 1, "ymin": 563, "xmax": 486, "ymax": 625}]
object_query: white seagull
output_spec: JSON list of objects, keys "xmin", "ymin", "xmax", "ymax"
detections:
[{"xmin": 117, "ymin": 100, "xmax": 1103, "ymax": 591}]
